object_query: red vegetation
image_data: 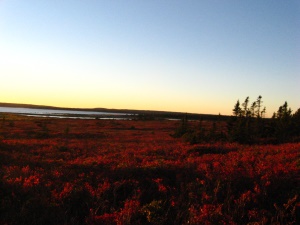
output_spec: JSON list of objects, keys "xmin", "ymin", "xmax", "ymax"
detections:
[{"xmin": 0, "ymin": 116, "xmax": 299, "ymax": 224}]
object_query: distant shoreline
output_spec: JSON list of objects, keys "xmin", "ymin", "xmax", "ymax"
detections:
[{"xmin": 0, "ymin": 102, "xmax": 231, "ymax": 121}]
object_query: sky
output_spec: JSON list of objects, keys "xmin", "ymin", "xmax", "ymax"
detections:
[{"xmin": 0, "ymin": 0, "xmax": 299, "ymax": 116}]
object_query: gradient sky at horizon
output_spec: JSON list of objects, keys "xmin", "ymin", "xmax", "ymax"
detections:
[{"xmin": 0, "ymin": 0, "xmax": 299, "ymax": 116}]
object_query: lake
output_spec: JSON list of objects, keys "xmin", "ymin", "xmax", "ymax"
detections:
[{"xmin": 0, "ymin": 106, "xmax": 130, "ymax": 119}]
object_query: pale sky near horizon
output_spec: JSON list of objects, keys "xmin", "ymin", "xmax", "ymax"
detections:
[{"xmin": 0, "ymin": 0, "xmax": 299, "ymax": 116}]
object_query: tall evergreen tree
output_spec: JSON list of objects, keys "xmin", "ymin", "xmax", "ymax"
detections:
[
  {"xmin": 233, "ymin": 100, "xmax": 242, "ymax": 117},
  {"xmin": 292, "ymin": 108, "xmax": 300, "ymax": 136},
  {"xmin": 242, "ymin": 97, "xmax": 250, "ymax": 117},
  {"xmin": 274, "ymin": 102, "xmax": 292, "ymax": 142},
  {"xmin": 250, "ymin": 102, "xmax": 257, "ymax": 117},
  {"xmin": 255, "ymin": 95, "xmax": 263, "ymax": 118}
]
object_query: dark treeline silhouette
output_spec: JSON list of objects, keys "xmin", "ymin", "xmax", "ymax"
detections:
[
  {"xmin": 228, "ymin": 95, "xmax": 267, "ymax": 144},
  {"xmin": 173, "ymin": 96, "xmax": 300, "ymax": 144},
  {"xmin": 270, "ymin": 102, "xmax": 300, "ymax": 143},
  {"xmin": 229, "ymin": 96, "xmax": 300, "ymax": 144}
]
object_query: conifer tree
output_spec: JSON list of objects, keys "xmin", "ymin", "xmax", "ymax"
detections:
[
  {"xmin": 250, "ymin": 102, "xmax": 256, "ymax": 117},
  {"xmin": 255, "ymin": 95, "xmax": 263, "ymax": 118},
  {"xmin": 292, "ymin": 108, "xmax": 300, "ymax": 136},
  {"xmin": 233, "ymin": 100, "xmax": 242, "ymax": 117},
  {"xmin": 242, "ymin": 97, "xmax": 250, "ymax": 117},
  {"xmin": 274, "ymin": 101, "xmax": 292, "ymax": 142}
]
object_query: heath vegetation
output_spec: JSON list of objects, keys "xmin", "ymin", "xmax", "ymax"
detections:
[{"xmin": 1, "ymin": 98, "xmax": 299, "ymax": 224}]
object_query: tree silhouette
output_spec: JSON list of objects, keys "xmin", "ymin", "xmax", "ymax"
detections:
[
  {"xmin": 255, "ymin": 95, "xmax": 263, "ymax": 118},
  {"xmin": 233, "ymin": 100, "xmax": 242, "ymax": 117},
  {"xmin": 172, "ymin": 96, "xmax": 299, "ymax": 144},
  {"xmin": 227, "ymin": 95, "xmax": 266, "ymax": 144},
  {"xmin": 292, "ymin": 108, "xmax": 300, "ymax": 136},
  {"xmin": 272, "ymin": 102, "xmax": 293, "ymax": 142},
  {"xmin": 242, "ymin": 97, "xmax": 250, "ymax": 117}
]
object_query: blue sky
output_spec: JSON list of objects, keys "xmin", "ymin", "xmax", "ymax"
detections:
[{"xmin": 0, "ymin": 0, "xmax": 299, "ymax": 116}]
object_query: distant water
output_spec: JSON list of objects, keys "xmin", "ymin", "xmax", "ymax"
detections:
[{"xmin": 0, "ymin": 106, "xmax": 129, "ymax": 119}]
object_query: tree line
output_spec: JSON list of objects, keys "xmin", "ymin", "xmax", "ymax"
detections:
[{"xmin": 173, "ymin": 96, "xmax": 300, "ymax": 144}]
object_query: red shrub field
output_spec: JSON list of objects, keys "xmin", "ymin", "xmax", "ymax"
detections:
[{"xmin": 1, "ymin": 115, "xmax": 299, "ymax": 224}]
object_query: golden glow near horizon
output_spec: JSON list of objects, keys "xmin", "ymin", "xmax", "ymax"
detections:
[{"xmin": 0, "ymin": 1, "xmax": 299, "ymax": 116}]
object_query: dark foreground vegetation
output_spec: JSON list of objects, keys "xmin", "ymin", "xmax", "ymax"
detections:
[{"xmin": 0, "ymin": 98, "xmax": 299, "ymax": 225}]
